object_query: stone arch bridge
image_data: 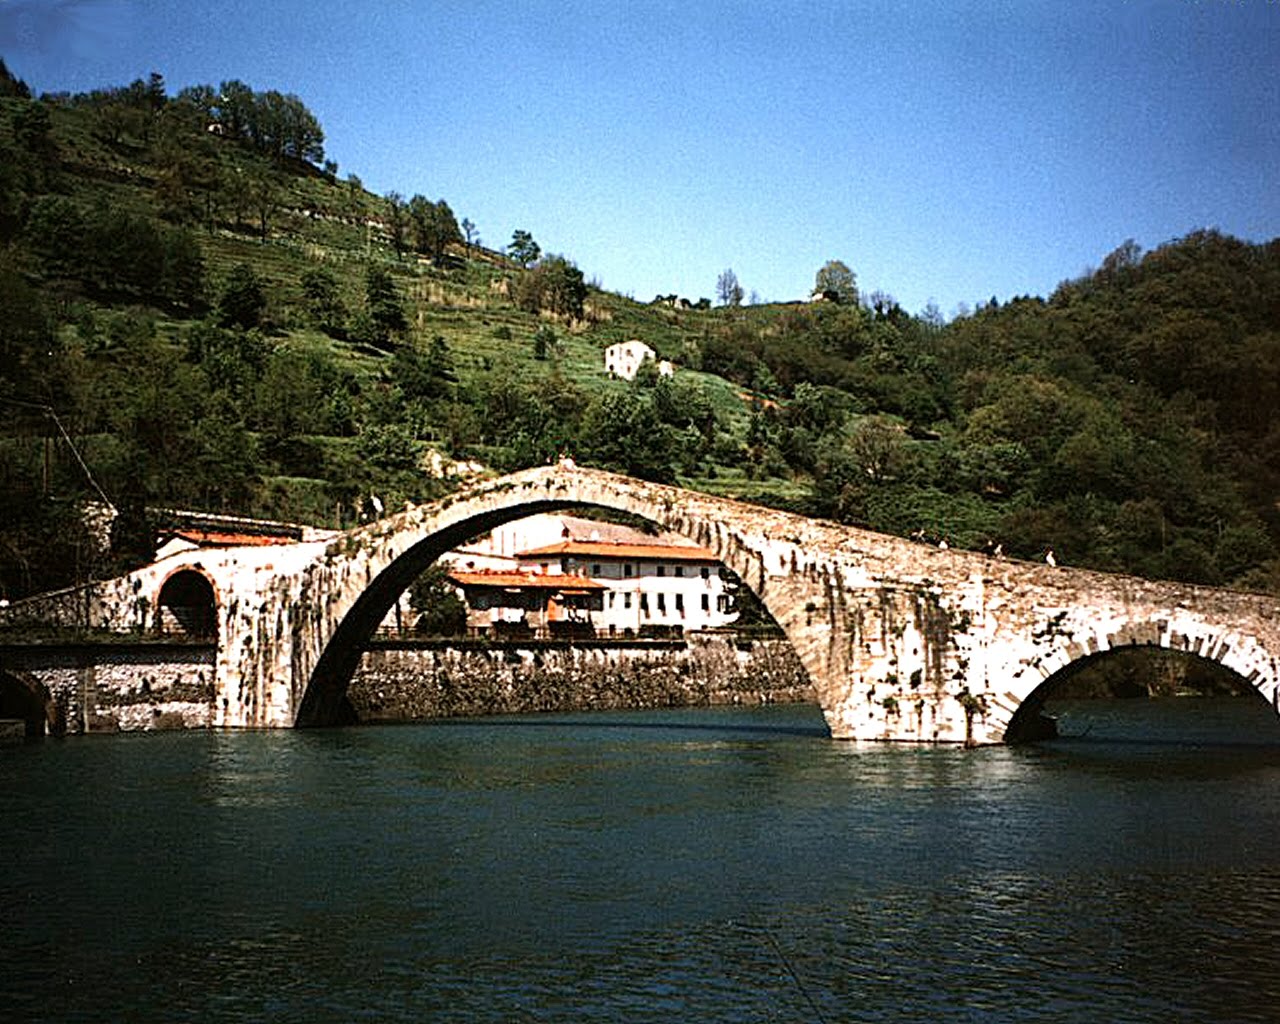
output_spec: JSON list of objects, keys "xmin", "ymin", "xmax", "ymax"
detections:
[{"xmin": 4, "ymin": 466, "xmax": 1279, "ymax": 744}]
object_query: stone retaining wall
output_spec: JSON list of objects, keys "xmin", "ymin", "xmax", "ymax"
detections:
[
  {"xmin": 0, "ymin": 644, "xmax": 216, "ymax": 734},
  {"xmin": 349, "ymin": 634, "xmax": 814, "ymax": 721}
]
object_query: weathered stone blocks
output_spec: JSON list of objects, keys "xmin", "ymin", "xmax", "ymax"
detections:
[{"xmin": 3, "ymin": 466, "xmax": 1279, "ymax": 744}]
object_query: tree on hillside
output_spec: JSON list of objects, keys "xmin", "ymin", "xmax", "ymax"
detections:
[
  {"xmin": 409, "ymin": 195, "xmax": 461, "ymax": 265},
  {"xmin": 26, "ymin": 196, "xmax": 86, "ymax": 282},
  {"xmin": 508, "ymin": 229, "xmax": 540, "ymax": 268},
  {"xmin": 533, "ymin": 324, "xmax": 558, "ymax": 360},
  {"xmin": 96, "ymin": 98, "xmax": 149, "ymax": 147},
  {"xmin": 252, "ymin": 89, "xmax": 325, "ymax": 163},
  {"xmin": 253, "ymin": 348, "xmax": 345, "ymax": 452},
  {"xmin": 145, "ymin": 71, "xmax": 167, "ymax": 111},
  {"xmin": 216, "ymin": 79, "xmax": 256, "ymax": 140},
  {"xmin": 578, "ymin": 391, "xmax": 679, "ymax": 483},
  {"xmin": 0, "ymin": 58, "xmax": 31, "ymax": 99},
  {"xmin": 716, "ymin": 267, "xmax": 744, "ymax": 307},
  {"xmin": 184, "ymin": 320, "xmax": 269, "ymax": 402},
  {"xmin": 393, "ymin": 334, "xmax": 455, "ymax": 402},
  {"xmin": 0, "ymin": 142, "xmax": 23, "ymax": 241},
  {"xmin": 218, "ymin": 263, "xmax": 266, "ymax": 330},
  {"xmin": 0, "ymin": 256, "xmax": 60, "ymax": 406},
  {"xmin": 245, "ymin": 170, "xmax": 280, "ymax": 240},
  {"xmin": 13, "ymin": 101, "xmax": 55, "ymax": 160},
  {"xmin": 300, "ymin": 267, "xmax": 347, "ymax": 338},
  {"xmin": 158, "ymin": 227, "xmax": 206, "ymax": 314},
  {"xmin": 814, "ymin": 260, "xmax": 857, "ymax": 304},
  {"xmin": 513, "ymin": 255, "xmax": 587, "ymax": 319},
  {"xmin": 384, "ymin": 192, "xmax": 410, "ymax": 257},
  {"xmin": 178, "ymin": 79, "xmax": 325, "ymax": 166},
  {"xmin": 154, "ymin": 134, "xmax": 222, "ymax": 228},
  {"xmin": 356, "ymin": 265, "xmax": 406, "ymax": 349},
  {"xmin": 86, "ymin": 208, "xmax": 162, "ymax": 298}
]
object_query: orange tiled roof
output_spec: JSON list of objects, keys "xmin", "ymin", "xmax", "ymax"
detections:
[
  {"xmin": 515, "ymin": 540, "xmax": 718, "ymax": 562},
  {"xmin": 447, "ymin": 571, "xmax": 604, "ymax": 590},
  {"xmin": 170, "ymin": 529, "xmax": 297, "ymax": 548}
]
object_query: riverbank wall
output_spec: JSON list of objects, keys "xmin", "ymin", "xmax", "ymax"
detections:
[
  {"xmin": 0, "ymin": 643, "xmax": 215, "ymax": 735},
  {"xmin": 0, "ymin": 634, "xmax": 813, "ymax": 734},
  {"xmin": 349, "ymin": 634, "xmax": 814, "ymax": 721}
]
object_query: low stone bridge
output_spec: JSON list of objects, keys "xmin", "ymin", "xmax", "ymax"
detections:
[{"xmin": 3, "ymin": 465, "xmax": 1279, "ymax": 744}]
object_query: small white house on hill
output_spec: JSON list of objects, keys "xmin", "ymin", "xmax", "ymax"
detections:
[{"xmin": 604, "ymin": 340, "xmax": 673, "ymax": 381}]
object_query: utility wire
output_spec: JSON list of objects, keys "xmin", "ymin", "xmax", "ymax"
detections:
[{"xmin": 0, "ymin": 396, "xmax": 116, "ymax": 512}]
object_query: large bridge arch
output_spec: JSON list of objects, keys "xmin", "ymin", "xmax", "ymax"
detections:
[{"xmin": 293, "ymin": 480, "xmax": 792, "ymax": 727}]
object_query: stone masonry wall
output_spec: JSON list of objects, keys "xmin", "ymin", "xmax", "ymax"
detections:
[
  {"xmin": 349, "ymin": 635, "xmax": 813, "ymax": 721},
  {"xmin": 2, "ymin": 645, "xmax": 216, "ymax": 734}
]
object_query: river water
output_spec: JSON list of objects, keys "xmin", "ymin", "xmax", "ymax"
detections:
[{"xmin": 5, "ymin": 699, "xmax": 1280, "ymax": 1023}]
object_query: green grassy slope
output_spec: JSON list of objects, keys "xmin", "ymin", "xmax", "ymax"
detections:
[{"xmin": 2, "ymin": 72, "xmax": 1278, "ymax": 601}]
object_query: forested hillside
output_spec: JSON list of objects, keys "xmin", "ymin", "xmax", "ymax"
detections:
[{"xmin": 1, "ymin": 62, "xmax": 1277, "ymax": 600}]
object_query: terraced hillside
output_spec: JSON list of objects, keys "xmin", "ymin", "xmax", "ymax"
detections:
[{"xmin": 2, "ymin": 66, "xmax": 1278, "ymax": 602}]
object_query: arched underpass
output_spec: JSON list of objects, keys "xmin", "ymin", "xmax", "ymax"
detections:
[
  {"xmin": 1005, "ymin": 648, "xmax": 1280, "ymax": 746},
  {"xmin": 343, "ymin": 510, "xmax": 796, "ymax": 724},
  {"xmin": 296, "ymin": 499, "xmax": 782, "ymax": 727},
  {"xmin": 157, "ymin": 569, "xmax": 218, "ymax": 639},
  {"xmin": 0, "ymin": 670, "xmax": 58, "ymax": 737}
]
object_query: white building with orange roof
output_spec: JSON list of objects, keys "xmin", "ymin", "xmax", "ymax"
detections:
[
  {"xmin": 422, "ymin": 513, "xmax": 739, "ymax": 638},
  {"xmin": 446, "ymin": 569, "xmax": 604, "ymax": 638},
  {"xmin": 513, "ymin": 537, "xmax": 735, "ymax": 636}
]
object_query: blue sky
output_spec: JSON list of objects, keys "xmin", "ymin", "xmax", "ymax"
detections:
[{"xmin": 3, "ymin": 0, "xmax": 1277, "ymax": 315}]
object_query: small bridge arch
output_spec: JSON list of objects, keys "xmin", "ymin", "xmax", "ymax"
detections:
[
  {"xmin": 989, "ymin": 610, "xmax": 1280, "ymax": 742},
  {"xmin": 1004, "ymin": 643, "xmax": 1275, "ymax": 742},
  {"xmin": 157, "ymin": 568, "xmax": 218, "ymax": 639},
  {"xmin": 0, "ymin": 669, "xmax": 60, "ymax": 737}
]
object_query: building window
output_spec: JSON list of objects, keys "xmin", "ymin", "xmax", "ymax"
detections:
[
  {"xmin": 675, "ymin": 594, "xmax": 684, "ymax": 614},
  {"xmin": 717, "ymin": 595, "xmax": 730, "ymax": 613},
  {"xmin": 700, "ymin": 566, "xmax": 710, "ymax": 580},
  {"xmin": 624, "ymin": 564, "xmax": 634, "ymax": 578},
  {"xmin": 675, "ymin": 565, "xmax": 685, "ymax": 577},
  {"xmin": 624, "ymin": 593, "xmax": 632, "ymax": 609},
  {"xmin": 701, "ymin": 594, "xmax": 710, "ymax": 612},
  {"xmin": 656, "ymin": 594, "xmax": 666, "ymax": 613},
  {"xmin": 592, "ymin": 563, "xmax": 602, "ymax": 576},
  {"xmin": 640, "ymin": 594, "xmax": 649, "ymax": 614},
  {"xmin": 657, "ymin": 565, "xmax": 666, "ymax": 577}
]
